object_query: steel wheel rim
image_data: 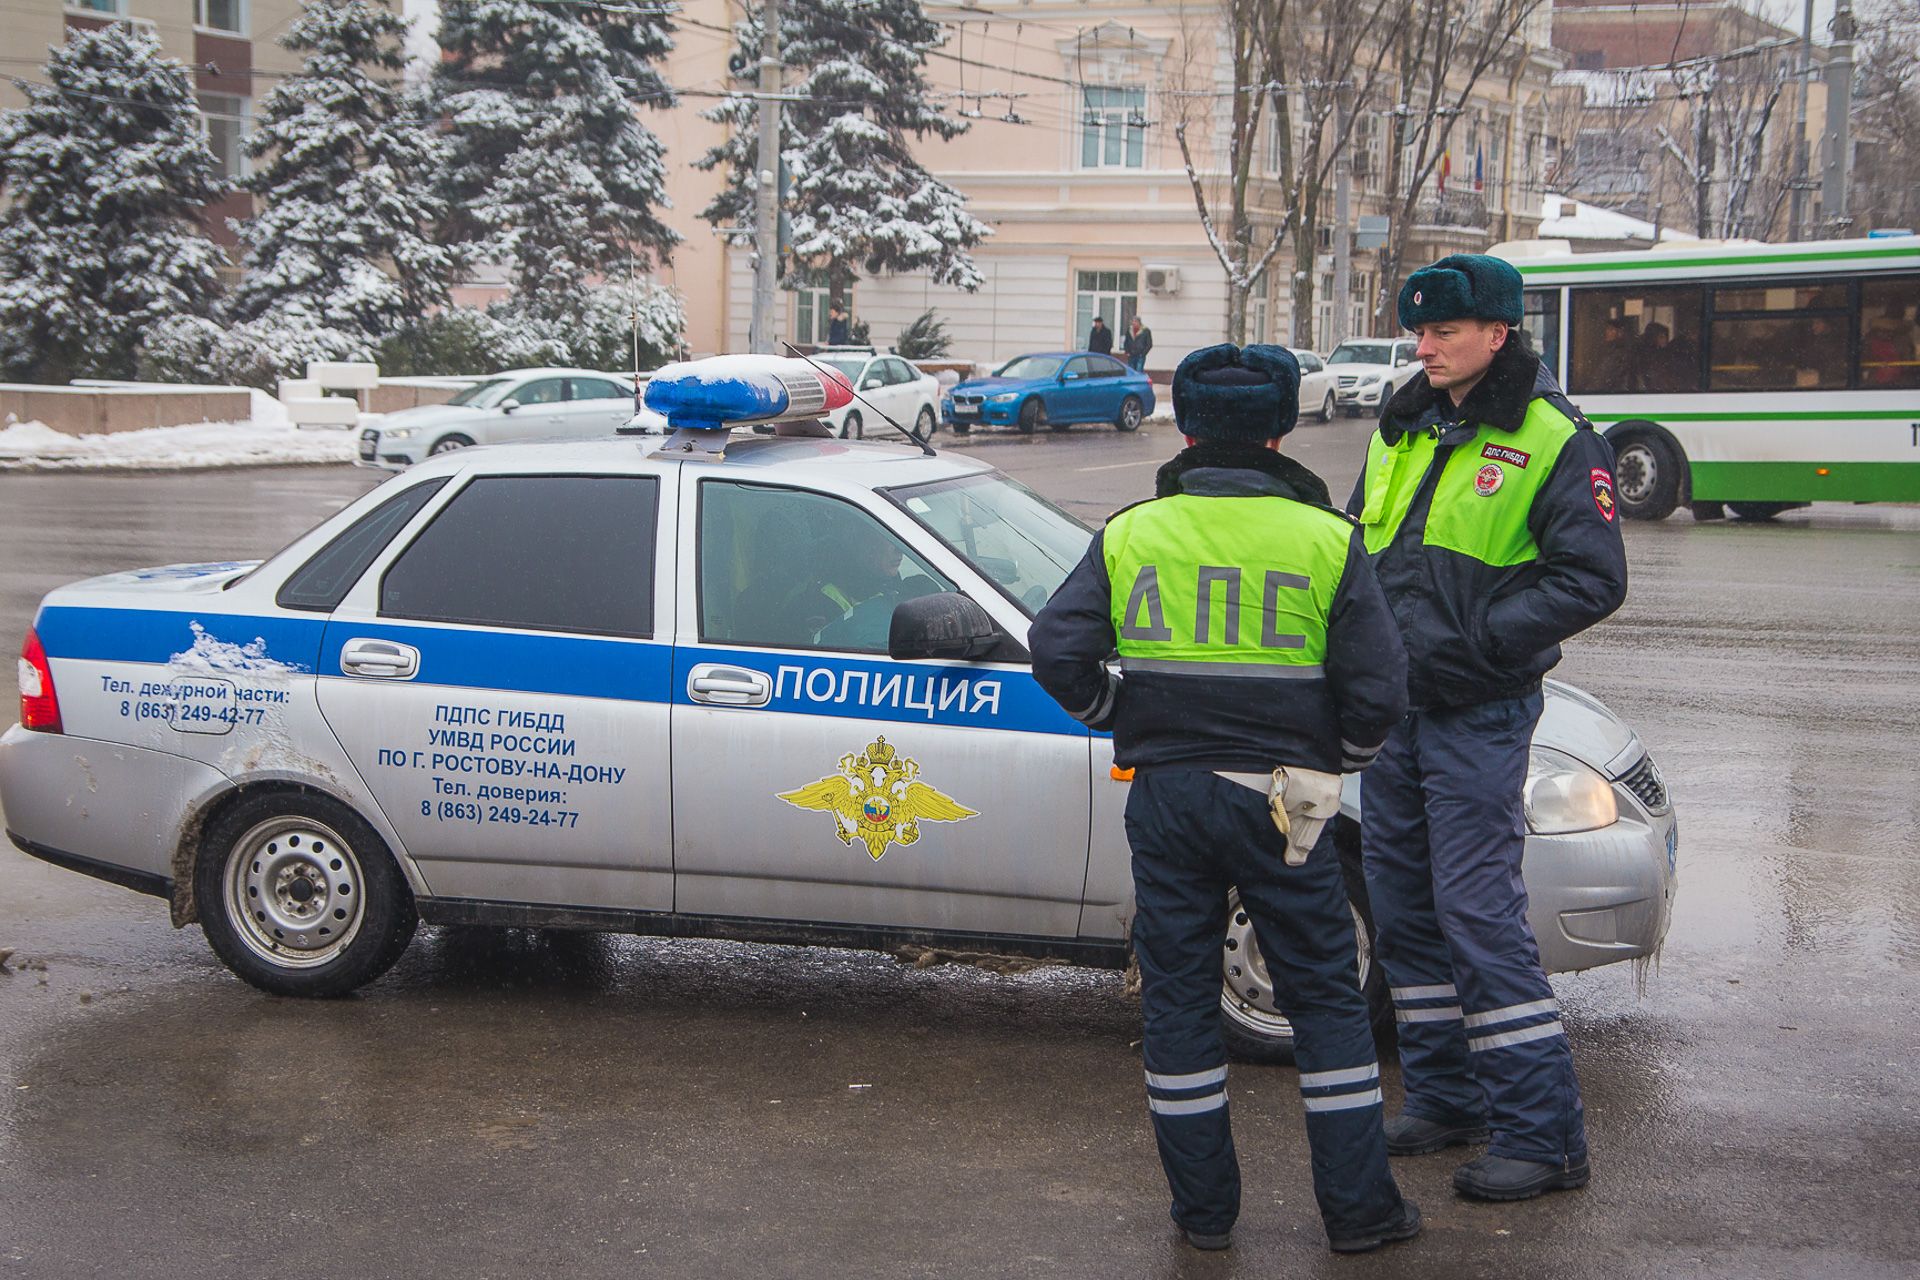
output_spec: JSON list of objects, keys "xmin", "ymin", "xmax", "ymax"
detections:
[
  {"xmin": 1615, "ymin": 441, "xmax": 1658, "ymax": 504},
  {"xmin": 1220, "ymin": 888, "xmax": 1372, "ymax": 1041},
  {"xmin": 224, "ymin": 816, "xmax": 368, "ymax": 969}
]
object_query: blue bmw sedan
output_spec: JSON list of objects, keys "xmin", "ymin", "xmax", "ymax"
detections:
[{"xmin": 943, "ymin": 351, "xmax": 1156, "ymax": 434}]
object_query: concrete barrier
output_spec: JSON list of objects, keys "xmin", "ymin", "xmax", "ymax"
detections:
[{"xmin": 1, "ymin": 384, "xmax": 254, "ymax": 436}]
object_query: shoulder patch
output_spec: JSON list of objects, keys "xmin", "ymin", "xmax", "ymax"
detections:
[
  {"xmin": 1590, "ymin": 468, "xmax": 1617, "ymax": 522},
  {"xmin": 1482, "ymin": 442, "xmax": 1530, "ymax": 469}
]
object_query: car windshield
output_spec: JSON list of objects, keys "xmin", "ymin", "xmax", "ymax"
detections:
[
  {"xmin": 994, "ymin": 356, "xmax": 1062, "ymax": 381},
  {"xmin": 885, "ymin": 472, "xmax": 1092, "ymax": 617},
  {"xmin": 1327, "ymin": 343, "xmax": 1394, "ymax": 366},
  {"xmin": 444, "ymin": 378, "xmax": 514, "ymax": 408},
  {"xmin": 813, "ymin": 356, "xmax": 869, "ymax": 382}
]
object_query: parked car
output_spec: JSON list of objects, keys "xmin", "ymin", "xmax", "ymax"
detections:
[
  {"xmin": 5, "ymin": 376, "xmax": 1675, "ymax": 1065},
  {"xmin": 1328, "ymin": 338, "xmax": 1421, "ymax": 417},
  {"xmin": 356, "ymin": 368, "xmax": 638, "ymax": 469},
  {"xmin": 804, "ymin": 349, "xmax": 941, "ymax": 441},
  {"xmin": 944, "ymin": 352, "xmax": 1155, "ymax": 434},
  {"xmin": 1290, "ymin": 348, "xmax": 1339, "ymax": 423}
]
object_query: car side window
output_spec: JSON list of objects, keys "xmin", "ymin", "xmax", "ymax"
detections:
[
  {"xmin": 380, "ymin": 475, "xmax": 658, "ymax": 637},
  {"xmin": 277, "ymin": 478, "xmax": 450, "ymax": 612},
  {"xmin": 515, "ymin": 378, "xmax": 566, "ymax": 405},
  {"xmin": 1298, "ymin": 353, "xmax": 1322, "ymax": 373},
  {"xmin": 568, "ymin": 378, "xmax": 626, "ymax": 401},
  {"xmin": 886, "ymin": 359, "xmax": 916, "ymax": 385},
  {"xmin": 1089, "ymin": 355, "xmax": 1126, "ymax": 377},
  {"xmin": 698, "ymin": 481, "xmax": 955, "ymax": 654},
  {"xmin": 1063, "ymin": 356, "xmax": 1092, "ymax": 379},
  {"xmin": 859, "ymin": 361, "xmax": 886, "ymax": 389}
]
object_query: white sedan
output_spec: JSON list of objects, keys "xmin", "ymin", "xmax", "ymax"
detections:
[
  {"xmin": 1290, "ymin": 349, "xmax": 1340, "ymax": 423},
  {"xmin": 805, "ymin": 350, "xmax": 941, "ymax": 440},
  {"xmin": 357, "ymin": 368, "xmax": 637, "ymax": 469}
]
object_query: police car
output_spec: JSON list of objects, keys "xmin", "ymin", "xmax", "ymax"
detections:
[{"xmin": 1, "ymin": 357, "xmax": 1676, "ymax": 1062}]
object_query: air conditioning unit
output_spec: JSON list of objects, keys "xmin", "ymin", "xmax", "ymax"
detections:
[{"xmin": 1143, "ymin": 265, "xmax": 1181, "ymax": 295}]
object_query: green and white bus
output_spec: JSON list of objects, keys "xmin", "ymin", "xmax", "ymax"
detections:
[{"xmin": 1503, "ymin": 237, "xmax": 1920, "ymax": 520}]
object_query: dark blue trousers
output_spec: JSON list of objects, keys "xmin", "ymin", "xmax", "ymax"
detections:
[
  {"xmin": 1359, "ymin": 693, "xmax": 1588, "ymax": 1167},
  {"xmin": 1125, "ymin": 770, "xmax": 1405, "ymax": 1239}
]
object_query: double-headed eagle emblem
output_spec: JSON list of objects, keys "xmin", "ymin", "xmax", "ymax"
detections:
[{"xmin": 777, "ymin": 736, "xmax": 978, "ymax": 860}]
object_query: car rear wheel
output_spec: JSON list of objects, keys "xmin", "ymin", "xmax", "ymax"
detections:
[
  {"xmin": 195, "ymin": 791, "xmax": 417, "ymax": 998},
  {"xmin": 428, "ymin": 433, "xmax": 474, "ymax": 455},
  {"xmin": 1018, "ymin": 398, "xmax": 1045, "ymax": 434},
  {"xmin": 913, "ymin": 406, "xmax": 936, "ymax": 441},
  {"xmin": 1219, "ymin": 818, "xmax": 1392, "ymax": 1064},
  {"xmin": 1318, "ymin": 390, "xmax": 1336, "ymax": 423},
  {"xmin": 840, "ymin": 411, "xmax": 863, "ymax": 440},
  {"xmin": 1115, "ymin": 395, "xmax": 1143, "ymax": 432}
]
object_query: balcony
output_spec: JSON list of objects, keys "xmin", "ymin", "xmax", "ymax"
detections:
[{"xmin": 1415, "ymin": 191, "xmax": 1489, "ymax": 229}]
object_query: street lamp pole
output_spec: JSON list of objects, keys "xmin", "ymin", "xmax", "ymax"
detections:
[{"xmin": 749, "ymin": 0, "xmax": 782, "ymax": 354}]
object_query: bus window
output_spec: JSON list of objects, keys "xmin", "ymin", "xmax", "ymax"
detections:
[
  {"xmin": 1569, "ymin": 286, "xmax": 1703, "ymax": 395},
  {"xmin": 1858, "ymin": 276, "xmax": 1920, "ymax": 389},
  {"xmin": 1522, "ymin": 289, "xmax": 1559, "ymax": 373},
  {"xmin": 1709, "ymin": 282, "xmax": 1850, "ymax": 391}
]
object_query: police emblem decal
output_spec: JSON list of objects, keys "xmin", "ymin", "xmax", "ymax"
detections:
[
  {"xmin": 1413, "ymin": 290, "xmax": 1423, "ymax": 305},
  {"xmin": 1474, "ymin": 462, "xmax": 1504, "ymax": 496},
  {"xmin": 1591, "ymin": 467, "xmax": 1617, "ymax": 521},
  {"xmin": 777, "ymin": 736, "xmax": 978, "ymax": 860}
]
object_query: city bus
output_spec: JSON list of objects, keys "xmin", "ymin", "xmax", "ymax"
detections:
[{"xmin": 1500, "ymin": 237, "xmax": 1920, "ymax": 520}]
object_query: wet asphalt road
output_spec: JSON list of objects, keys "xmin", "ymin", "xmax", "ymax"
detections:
[{"xmin": 1, "ymin": 427, "xmax": 1917, "ymax": 1279}]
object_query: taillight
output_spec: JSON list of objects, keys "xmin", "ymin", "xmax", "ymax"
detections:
[{"xmin": 19, "ymin": 628, "xmax": 61, "ymax": 733}]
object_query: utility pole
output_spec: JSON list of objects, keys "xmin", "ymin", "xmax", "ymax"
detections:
[
  {"xmin": 1789, "ymin": 0, "xmax": 1813, "ymax": 240},
  {"xmin": 1695, "ymin": 80, "xmax": 1714, "ymax": 239},
  {"xmin": 1331, "ymin": 91, "xmax": 1352, "ymax": 350},
  {"xmin": 1822, "ymin": 0, "xmax": 1855, "ymax": 235},
  {"xmin": 748, "ymin": 0, "xmax": 782, "ymax": 354}
]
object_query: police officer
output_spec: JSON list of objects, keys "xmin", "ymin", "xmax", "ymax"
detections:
[
  {"xmin": 1348, "ymin": 254, "xmax": 1628, "ymax": 1201},
  {"xmin": 1032, "ymin": 344, "xmax": 1417, "ymax": 1254}
]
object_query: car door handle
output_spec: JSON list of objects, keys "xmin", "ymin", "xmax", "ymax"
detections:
[
  {"xmin": 340, "ymin": 637, "xmax": 420, "ymax": 679},
  {"xmin": 687, "ymin": 663, "xmax": 771, "ymax": 707}
]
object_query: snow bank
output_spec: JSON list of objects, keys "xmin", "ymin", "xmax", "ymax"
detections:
[{"xmin": 0, "ymin": 412, "xmax": 354, "ymax": 470}]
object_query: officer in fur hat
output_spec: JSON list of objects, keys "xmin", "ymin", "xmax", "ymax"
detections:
[
  {"xmin": 1349, "ymin": 254, "xmax": 1627, "ymax": 1201},
  {"xmin": 1031, "ymin": 344, "xmax": 1418, "ymax": 1255}
]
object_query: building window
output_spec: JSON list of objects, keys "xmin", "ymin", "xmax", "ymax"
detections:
[
  {"xmin": 794, "ymin": 287, "xmax": 847, "ymax": 346},
  {"xmin": 198, "ymin": 93, "xmax": 248, "ymax": 182},
  {"xmin": 195, "ymin": 0, "xmax": 244, "ymax": 33},
  {"xmin": 1074, "ymin": 270, "xmax": 1137, "ymax": 344},
  {"xmin": 1082, "ymin": 87, "xmax": 1146, "ymax": 169},
  {"xmin": 72, "ymin": 0, "xmax": 128, "ymax": 12}
]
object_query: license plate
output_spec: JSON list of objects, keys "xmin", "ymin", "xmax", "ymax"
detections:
[{"xmin": 952, "ymin": 409, "xmax": 981, "ymax": 419}]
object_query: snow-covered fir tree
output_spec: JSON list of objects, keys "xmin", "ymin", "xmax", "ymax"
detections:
[
  {"xmin": 698, "ymin": 0, "xmax": 989, "ymax": 309},
  {"xmin": 430, "ymin": 0, "xmax": 679, "ymax": 328},
  {"xmin": 0, "ymin": 26, "xmax": 226, "ymax": 382},
  {"xmin": 229, "ymin": 0, "xmax": 453, "ymax": 352}
]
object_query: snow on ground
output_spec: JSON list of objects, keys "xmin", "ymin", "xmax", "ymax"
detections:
[{"xmin": 0, "ymin": 394, "xmax": 355, "ymax": 470}]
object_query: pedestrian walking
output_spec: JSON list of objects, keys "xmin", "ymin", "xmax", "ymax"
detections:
[
  {"xmin": 1087, "ymin": 315, "xmax": 1114, "ymax": 354},
  {"xmin": 827, "ymin": 304, "xmax": 851, "ymax": 347},
  {"xmin": 1032, "ymin": 343, "xmax": 1419, "ymax": 1255},
  {"xmin": 1123, "ymin": 316, "xmax": 1154, "ymax": 371},
  {"xmin": 1348, "ymin": 254, "xmax": 1627, "ymax": 1201}
]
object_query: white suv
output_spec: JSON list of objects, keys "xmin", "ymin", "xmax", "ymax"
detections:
[
  {"xmin": 1328, "ymin": 339, "xmax": 1421, "ymax": 417},
  {"xmin": 357, "ymin": 368, "xmax": 637, "ymax": 469}
]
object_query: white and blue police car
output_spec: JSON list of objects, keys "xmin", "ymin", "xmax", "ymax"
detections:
[{"xmin": 1, "ymin": 356, "xmax": 1676, "ymax": 1061}]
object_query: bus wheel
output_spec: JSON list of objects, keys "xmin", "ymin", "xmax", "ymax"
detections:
[{"xmin": 1610, "ymin": 430, "xmax": 1682, "ymax": 521}]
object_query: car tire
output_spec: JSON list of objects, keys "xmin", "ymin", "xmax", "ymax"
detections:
[
  {"xmin": 1220, "ymin": 817, "xmax": 1392, "ymax": 1065},
  {"xmin": 428, "ymin": 433, "xmax": 474, "ymax": 455},
  {"xmin": 840, "ymin": 411, "xmax": 863, "ymax": 440},
  {"xmin": 914, "ymin": 405, "xmax": 937, "ymax": 441},
  {"xmin": 1017, "ymin": 398, "xmax": 1045, "ymax": 434},
  {"xmin": 1607, "ymin": 425, "xmax": 1683, "ymax": 521},
  {"xmin": 1115, "ymin": 395, "xmax": 1143, "ymax": 432},
  {"xmin": 1318, "ymin": 390, "xmax": 1336, "ymax": 423},
  {"xmin": 194, "ymin": 790, "xmax": 418, "ymax": 998}
]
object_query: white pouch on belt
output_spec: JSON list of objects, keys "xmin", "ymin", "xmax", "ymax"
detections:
[{"xmin": 1217, "ymin": 767, "xmax": 1343, "ymax": 866}]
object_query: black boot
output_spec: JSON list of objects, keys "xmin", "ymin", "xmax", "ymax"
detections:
[
  {"xmin": 1183, "ymin": 1227, "xmax": 1232, "ymax": 1251},
  {"xmin": 1328, "ymin": 1199, "xmax": 1423, "ymax": 1254},
  {"xmin": 1384, "ymin": 1112, "xmax": 1491, "ymax": 1156},
  {"xmin": 1453, "ymin": 1153, "xmax": 1591, "ymax": 1201}
]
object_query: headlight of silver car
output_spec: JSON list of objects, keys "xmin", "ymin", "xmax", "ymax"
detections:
[
  {"xmin": 1524, "ymin": 746, "xmax": 1619, "ymax": 834},
  {"xmin": 380, "ymin": 427, "xmax": 417, "ymax": 440},
  {"xmin": 989, "ymin": 392, "xmax": 1020, "ymax": 403},
  {"xmin": 1360, "ymin": 374, "xmax": 1382, "ymax": 385}
]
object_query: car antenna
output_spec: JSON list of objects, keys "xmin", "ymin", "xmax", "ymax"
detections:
[{"xmin": 781, "ymin": 341, "xmax": 937, "ymax": 457}]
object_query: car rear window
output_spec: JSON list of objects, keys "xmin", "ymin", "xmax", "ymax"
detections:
[
  {"xmin": 380, "ymin": 475, "xmax": 658, "ymax": 637},
  {"xmin": 275, "ymin": 478, "xmax": 450, "ymax": 612}
]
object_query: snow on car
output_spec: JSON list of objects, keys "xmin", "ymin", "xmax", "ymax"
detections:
[{"xmin": 2, "ymin": 357, "xmax": 1674, "ymax": 1062}]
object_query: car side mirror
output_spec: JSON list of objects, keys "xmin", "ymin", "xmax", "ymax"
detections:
[
  {"xmin": 500, "ymin": 399, "xmax": 520, "ymax": 413},
  {"xmin": 862, "ymin": 377, "xmax": 884, "ymax": 390},
  {"xmin": 889, "ymin": 593, "xmax": 1001, "ymax": 661}
]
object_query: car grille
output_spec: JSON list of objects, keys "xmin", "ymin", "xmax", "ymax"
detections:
[
  {"xmin": 953, "ymin": 394, "xmax": 984, "ymax": 407},
  {"xmin": 1615, "ymin": 754, "xmax": 1670, "ymax": 813},
  {"xmin": 1337, "ymin": 375, "xmax": 1359, "ymax": 388},
  {"xmin": 358, "ymin": 428, "xmax": 379, "ymax": 460}
]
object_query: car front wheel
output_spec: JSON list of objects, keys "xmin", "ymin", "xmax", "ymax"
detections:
[
  {"xmin": 914, "ymin": 405, "xmax": 936, "ymax": 440},
  {"xmin": 1115, "ymin": 395, "xmax": 1143, "ymax": 432},
  {"xmin": 195, "ymin": 791, "xmax": 418, "ymax": 997},
  {"xmin": 428, "ymin": 433, "xmax": 474, "ymax": 455},
  {"xmin": 1319, "ymin": 390, "xmax": 1336, "ymax": 422},
  {"xmin": 840, "ymin": 411, "xmax": 864, "ymax": 440},
  {"xmin": 1219, "ymin": 819, "xmax": 1391, "ymax": 1064},
  {"xmin": 1017, "ymin": 398, "xmax": 1045, "ymax": 434}
]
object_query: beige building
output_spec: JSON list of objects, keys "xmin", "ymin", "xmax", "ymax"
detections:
[{"xmin": 658, "ymin": 1, "xmax": 1562, "ymax": 366}]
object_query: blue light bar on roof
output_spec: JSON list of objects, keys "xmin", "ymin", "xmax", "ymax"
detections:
[{"xmin": 643, "ymin": 354, "xmax": 855, "ymax": 432}]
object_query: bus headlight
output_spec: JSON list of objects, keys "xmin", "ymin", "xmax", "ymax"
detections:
[{"xmin": 1524, "ymin": 747, "xmax": 1618, "ymax": 834}]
